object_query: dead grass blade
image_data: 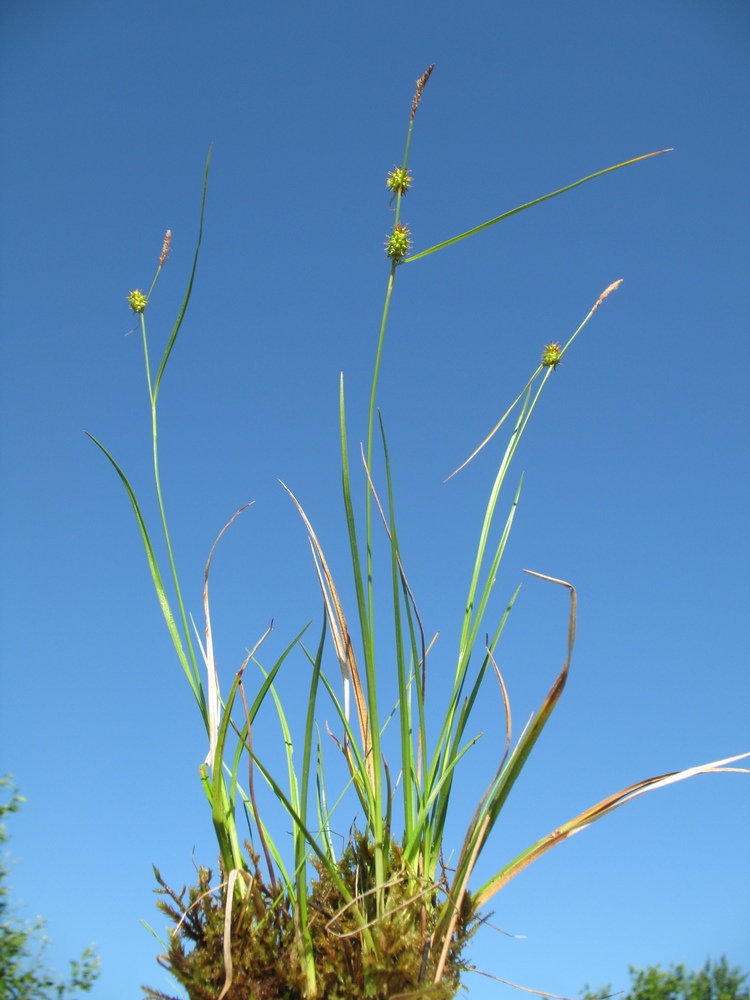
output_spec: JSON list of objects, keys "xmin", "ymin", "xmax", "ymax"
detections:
[
  {"xmin": 238, "ymin": 673, "xmax": 277, "ymax": 894},
  {"xmin": 217, "ymin": 868, "xmax": 255, "ymax": 1000},
  {"xmin": 201, "ymin": 503, "xmax": 254, "ymax": 768},
  {"xmin": 280, "ymin": 481, "xmax": 374, "ymax": 787},
  {"xmin": 475, "ymin": 751, "xmax": 750, "ymax": 907},
  {"xmin": 468, "ymin": 967, "xmax": 619, "ymax": 1000}
]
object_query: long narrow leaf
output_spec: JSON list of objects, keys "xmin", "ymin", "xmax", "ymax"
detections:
[
  {"xmin": 280, "ymin": 480, "xmax": 374, "ymax": 785},
  {"xmin": 475, "ymin": 752, "xmax": 750, "ymax": 907},
  {"xmin": 339, "ymin": 374, "xmax": 373, "ymax": 677},
  {"xmin": 370, "ymin": 421, "xmax": 418, "ymax": 842},
  {"xmin": 200, "ymin": 503, "xmax": 254, "ymax": 770},
  {"xmin": 445, "ymin": 572, "xmax": 576, "ymax": 908},
  {"xmin": 404, "ymin": 150, "xmax": 671, "ymax": 263},
  {"xmin": 447, "ymin": 279, "xmax": 623, "ymax": 479},
  {"xmin": 244, "ymin": 745, "xmax": 375, "ymax": 948},
  {"xmin": 152, "ymin": 147, "xmax": 213, "ymax": 401},
  {"xmin": 86, "ymin": 432, "xmax": 207, "ymax": 719}
]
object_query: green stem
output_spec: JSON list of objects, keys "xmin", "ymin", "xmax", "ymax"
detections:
[
  {"xmin": 362, "ymin": 262, "xmax": 398, "ymax": 902},
  {"xmin": 392, "ymin": 117, "xmax": 415, "ymax": 229},
  {"xmin": 143, "ymin": 325, "xmax": 206, "ymax": 732},
  {"xmin": 366, "ymin": 264, "xmax": 398, "ymax": 566}
]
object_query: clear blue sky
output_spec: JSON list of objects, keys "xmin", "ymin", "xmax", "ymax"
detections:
[{"xmin": 1, "ymin": 3, "xmax": 748, "ymax": 998}]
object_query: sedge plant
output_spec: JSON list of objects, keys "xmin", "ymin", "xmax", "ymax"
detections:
[{"xmin": 91, "ymin": 67, "xmax": 749, "ymax": 1000}]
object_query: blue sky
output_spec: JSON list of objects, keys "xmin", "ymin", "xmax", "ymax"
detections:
[{"xmin": 1, "ymin": 2, "xmax": 749, "ymax": 998}]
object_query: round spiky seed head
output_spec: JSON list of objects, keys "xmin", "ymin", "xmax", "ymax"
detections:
[
  {"xmin": 128, "ymin": 289, "xmax": 148, "ymax": 313},
  {"xmin": 387, "ymin": 167, "xmax": 412, "ymax": 197},
  {"xmin": 385, "ymin": 222, "xmax": 411, "ymax": 261},
  {"xmin": 541, "ymin": 342, "xmax": 563, "ymax": 368}
]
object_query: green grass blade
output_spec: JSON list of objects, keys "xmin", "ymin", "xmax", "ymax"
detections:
[
  {"xmin": 317, "ymin": 669, "xmax": 376, "ymax": 821},
  {"xmin": 219, "ymin": 629, "xmax": 309, "ymax": 881},
  {"xmin": 459, "ymin": 478, "xmax": 524, "ymax": 688},
  {"xmin": 232, "ymin": 779, "xmax": 292, "ymax": 889},
  {"xmin": 404, "ymin": 150, "xmax": 671, "ymax": 263},
  {"xmin": 139, "ymin": 919, "xmax": 168, "ymax": 951},
  {"xmin": 86, "ymin": 432, "xmax": 207, "ymax": 720},
  {"xmin": 211, "ymin": 669, "xmax": 247, "ymax": 874},
  {"xmin": 315, "ymin": 726, "xmax": 336, "ymax": 862},
  {"xmin": 484, "ymin": 573, "xmax": 576, "ymax": 823},
  {"xmin": 423, "ymin": 477, "xmax": 523, "ymax": 811},
  {"xmin": 339, "ymin": 374, "xmax": 372, "ymax": 670},
  {"xmin": 445, "ymin": 369, "xmax": 539, "ymax": 482},
  {"xmin": 246, "ymin": 624, "xmax": 311, "ymax": 724},
  {"xmin": 427, "ymin": 589, "xmax": 520, "ymax": 857},
  {"xmin": 259, "ymin": 660, "xmax": 317, "ymax": 994},
  {"xmin": 245, "ymin": 746, "xmax": 375, "ymax": 947},
  {"xmin": 264, "ymin": 668, "xmax": 300, "ymax": 817},
  {"xmin": 401, "ymin": 729, "xmax": 484, "ymax": 864},
  {"xmin": 152, "ymin": 147, "xmax": 212, "ymax": 403},
  {"xmin": 376, "ymin": 414, "xmax": 417, "ymax": 840},
  {"xmin": 456, "ymin": 397, "xmax": 530, "ymax": 675},
  {"xmin": 300, "ymin": 614, "xmax": 327, "ymax": 823},
  {"xmin": 446, "ymin": 575, "xmax": 576, "ymax": 903}
]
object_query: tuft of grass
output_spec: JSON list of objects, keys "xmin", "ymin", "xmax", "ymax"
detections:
[{"xmin": 91, "ymin": 66, "xmax": 749, "ymax": 1000}]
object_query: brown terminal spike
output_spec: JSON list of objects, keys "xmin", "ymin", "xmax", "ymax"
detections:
[
  {"xmin": 159, "ymin": 229, "xmax": 172, "ymax": 268},
  {"xmin": 591, "ymin": 277, "xmax": 623, "ymax": 313},
  {"xmin": 411, "ymin": 64, "xmax": 435, "ymax": 121}
]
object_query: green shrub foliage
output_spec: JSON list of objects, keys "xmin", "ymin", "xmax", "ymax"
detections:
[
  {"xmin": 583, "ymin": 958, "xmax": 749, "ymax": 1000},
  {"xmin": 0, "ymin": 777, "xmax": 99, "ymax": 1000}
]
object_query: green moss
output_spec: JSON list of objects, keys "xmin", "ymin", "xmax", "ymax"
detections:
[{"xmin": 143, "ymin": 836, "xmax": 477, "ymax": 1000}]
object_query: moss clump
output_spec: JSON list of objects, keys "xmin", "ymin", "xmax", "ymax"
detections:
[
  {"xmin": 142, "ymin": 858, "xmax": 297, "ymax": 1000},
  {"xmin": 143, "ymin": 836, "xmax": 477, "ymax": 1000}
]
